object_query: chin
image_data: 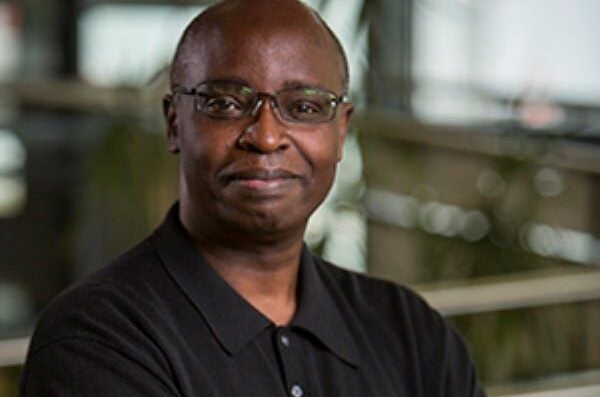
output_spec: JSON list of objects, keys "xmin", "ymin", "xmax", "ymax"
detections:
[
  {"xmin": 243, "ymin": 208, "xmax": 299, "ymax": 232},
  {"xmin": 227, "ymin": 203, "xmax": 309, "ymax": 236}
]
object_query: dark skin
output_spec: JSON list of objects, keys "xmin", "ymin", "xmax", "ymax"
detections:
[{"xmin": 163, "ymin": 0, "xmax": 353, "ymax": 325}]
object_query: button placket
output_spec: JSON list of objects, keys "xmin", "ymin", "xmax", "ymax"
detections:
[{"xmin": 274, "ymin": 328, "xmax": 310, "ymax": 397}]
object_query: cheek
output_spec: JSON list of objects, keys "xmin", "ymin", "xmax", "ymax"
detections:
[
  {"xmin": 300, "ymin": 131, "xmax": 342, "ymax": 186},
  {"xmin": 179, "ymin": 122, "xmax": 237, "ymax": 171},
  {"xmin": 310, "ymin": 127, "xmax": 344, "ymax": 167}
]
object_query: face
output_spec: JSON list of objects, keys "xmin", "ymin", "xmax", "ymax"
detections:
[{"xmin": 164, "ymin": 16, "xmax": 352, "ymax": 240}]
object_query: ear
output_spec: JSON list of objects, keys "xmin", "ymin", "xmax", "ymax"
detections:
[
  {"xmin": 336, "ymin": 103, "xmax": 354, "ymax": 162},
  {"xmin": 163, "ymin": 94, "xmax": 180, "ymax": 154}
]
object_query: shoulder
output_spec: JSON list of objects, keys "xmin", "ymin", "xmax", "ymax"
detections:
[
  {"xmin": 316, "ymin": 258, "xmax": 485, "ymax": 396},
  {"xmin": 316, "ymin": 257, "xmax": 437, "ymax": 327},
  {"xmin": 21, "ymin": 235, "xmax": 184, "ymax": 396},
  {"xmin": 315, "ymin": 257, "xmax": 464, "ymax": 361},
  {"xmin": 27, "ymin": 237, "xmax": 168, "ymax": 357}
]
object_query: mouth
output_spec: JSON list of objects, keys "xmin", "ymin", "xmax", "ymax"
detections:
[{"xmin": 222, "ymin": 168, "xmax": 301, "ymax": 190}]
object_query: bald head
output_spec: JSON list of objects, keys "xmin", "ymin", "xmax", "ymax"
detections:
[{"xmin": 170, "ymin": 0, "xmax": 349, "ymax": 91}]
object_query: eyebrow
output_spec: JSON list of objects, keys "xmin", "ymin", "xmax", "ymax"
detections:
[
  {"xmin": 280, "ymin": 79, "xmax": 337, "ymax": 93},
  {"xmin": 193, "ymin": 78, "xmax": 338, "ymax": 93},
  {"xmin": 193, "ymin": 76, "xmax": 250, "ymax": 88}
]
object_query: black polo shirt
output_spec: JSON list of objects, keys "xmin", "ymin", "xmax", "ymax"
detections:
[{"xmin": 21, "ymin": 204, "xmax": 486, "ymax": 397}]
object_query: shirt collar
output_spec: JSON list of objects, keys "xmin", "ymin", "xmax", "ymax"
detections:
[
  {"xmin": 152, "ymin": 203, "xmax": 359, "ymax": 366},
  {"xmin": 292, "ymin": 248, "xmax": 360, "ymax": 367},
  {"xmin": 152, "ymin": 203, "xmax": 271, "ymax": 355}
]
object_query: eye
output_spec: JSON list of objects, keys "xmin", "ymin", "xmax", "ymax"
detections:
[
  {"xmin": 204, "ymin": 96, "xmax": 242, "ymax": 111},
  {"xmin": 200, "ymin": 95, "xmax": 245, "ymax": 117},
  {"xmin": 287, "ymin": 100, "xmax": 324, "ymax": 116}
]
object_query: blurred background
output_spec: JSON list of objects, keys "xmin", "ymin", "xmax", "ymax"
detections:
[{"xmin": 0, "ymin": 0, "xmax": 599, "ymax": 396}]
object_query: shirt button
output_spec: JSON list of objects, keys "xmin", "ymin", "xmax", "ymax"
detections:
[
  {"xmin": 290, "ymin": 384, "xmax": 303, "ymax": 397},
  {"xmin": 280, "ymin": 334, "xmax": 290, "ymax": 347}
]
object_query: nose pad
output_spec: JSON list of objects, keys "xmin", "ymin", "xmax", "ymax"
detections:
[
  {"xmin": 250, "ymin": 97, "xmax": 265, "ymax": 118},
  {"xmin": 239, "ymin": 95, "xmax": 288, "ymax": 153},
  {"xmin": 250, "ymin": 95, "xmax": 279, "ymax": 119}
]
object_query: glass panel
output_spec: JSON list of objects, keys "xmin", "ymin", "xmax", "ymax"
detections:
[
  {"xmin": 0, "ymin": 2, "xmax": 19, "ymax": 82},
  {"xmin": 79, "ymin": 4, "xmax": 204, "ymax": 86},
  {"xmin": 412, "ymin": 0, "xmax": 600, "ymax": 126}
]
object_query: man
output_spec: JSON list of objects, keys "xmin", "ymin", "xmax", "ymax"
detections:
[{"xmin": 21, "ymin": 0, "xmax": 486, "ymax": 396}]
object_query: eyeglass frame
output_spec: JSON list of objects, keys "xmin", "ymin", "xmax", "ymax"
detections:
[{"xmin": 171, "ymin": 81, "xmax": 350, "ymax": 124}]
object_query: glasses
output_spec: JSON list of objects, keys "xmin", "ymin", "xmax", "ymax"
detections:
[{"xmin": 172, "ymin": 81, "xmax": 348, "ymax": 124}]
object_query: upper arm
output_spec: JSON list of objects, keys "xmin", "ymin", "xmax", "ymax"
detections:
[
  {"xmin": 20, "ymin": 338, "xmax": 180, "ymax": 397},
  {"xmin": 418, "ymin": 308, "xmax": 486, "ymax": 397},
  {"xmin": 436, "ymin": 325, "xmax": 486, "ymax": 397}
]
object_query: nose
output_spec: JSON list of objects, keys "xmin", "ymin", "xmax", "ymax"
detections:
[{"xmin": 237, "ymin": 97, "xmax": 289, "ymax": 153}]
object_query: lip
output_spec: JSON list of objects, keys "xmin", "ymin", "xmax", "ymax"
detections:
[{"xmin": 221, "ymin": 168, "xmax": 301, "ymax": 190}]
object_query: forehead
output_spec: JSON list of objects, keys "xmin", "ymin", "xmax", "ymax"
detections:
[{"xmin": 176, "ymin": 14, "xmax": 344, "ymax": 91}]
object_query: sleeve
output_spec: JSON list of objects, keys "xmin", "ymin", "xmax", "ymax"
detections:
[
  {"xmin": 436, "ymin": 325, "xmax": 486, "ymax": 397},
  {"xmin": 419, "ymin": 309, "xmax": 487, "ymax": 397},
  {"xmin": 20, "ymin": 338, "xmax": 180, "ymax": 397}
]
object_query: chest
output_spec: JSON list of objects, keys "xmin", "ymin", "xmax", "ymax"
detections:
[{"xmin": 166, "ymin": 326, "xmax": 418, "ymax": 397}]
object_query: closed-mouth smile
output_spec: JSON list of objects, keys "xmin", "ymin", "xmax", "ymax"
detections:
[{"xmin": 222, "ymin": 168, "xmax": 301, "ymax": 190}]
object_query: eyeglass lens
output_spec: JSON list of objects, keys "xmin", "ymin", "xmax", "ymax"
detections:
[{"xmin": 195, "ymin": 82, "xmax": 339, "ymax": 123}]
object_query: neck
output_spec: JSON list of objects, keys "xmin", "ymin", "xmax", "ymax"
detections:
[{"xmin": 181, "ymin": 208, "xmax": 305, "ymax": 326}]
